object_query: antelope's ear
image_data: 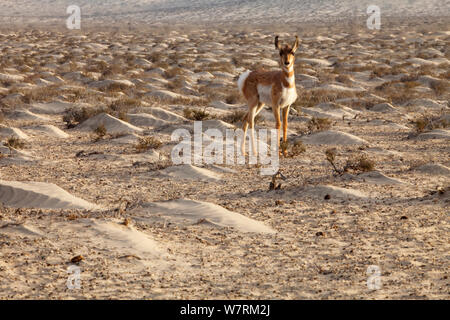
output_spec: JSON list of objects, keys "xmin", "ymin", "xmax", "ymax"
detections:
[
  {"xmin": 275, "ymin": 36, "xmax": 281, "ymax": 50},
  {"xmin": 292, "ymin": 36, "xmax": 300, "ymax": 53}
]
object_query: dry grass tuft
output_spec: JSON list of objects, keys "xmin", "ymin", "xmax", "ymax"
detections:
[
  {"xmin": 308, "ymin": 117, "xmax": 332, "ymax": 132},
  {"xmin": 4, "ymin": 136, "xmax": 25, "ymax": 149},
  {"xmin": 183, "ymin": 107, "xmax": 210, "ymax": 121},
  {"xmin": 135, "ymin": 136, "xmax": 162, "ymax": 153}
]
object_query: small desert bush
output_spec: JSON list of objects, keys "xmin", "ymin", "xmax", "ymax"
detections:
[
  {"xmin": 344, "ymin": 155, "xmax": 375, "ymax": 173},
  {"xmin": 293, "ymin": 89, "xmax": 361, "ymax": 111},
  {"xmin": 325, "ymin": 148, "xmax": 341, "ymax": 174},
  {"xmin": 430, "ymin": 79, "xmax": 448, "ymax": 96},
  {"xmin": 225, "ymin": 92, "xmax": 241, "ymax": 104},
  {"xmin": 164, "ymin": 67, "xmax": 185, "ymax": 79},
  {"xmin": 4, "ymin": 136, "xmax": 25, "ymax": 149},
  {"xmin": 281, "ymin": 140, "xmax": 306, "ymax": 157},
  {"xmin": 22, "ymin": 85, "xmax": 61, "ymax": 103},
  {"xmin": 307, "ymin": 117, "xmax": 332, "ymax": 132},
  {"xmin": 183, "ymin": 107, "xmax": 210, "ymax": 121},
  {"xmin": 414, "ymin": 117, "xmax": 429, "ymax": 133},
  {"xmin": 325, "ymin": 149, "xmax": 374, "ymax": 174},
  {"xmin": 135, "ymin": 136, "xmax": 162, "ymax": 152},
  {"xmin": 413, "ymin": 115, "xmax": 449, "ymax": 133},
  {"xmin": 63, "ymin": 107, "xmax": 104, "ymax": 128},
  {"xmin": 335, "ymin": 74, "xmax": 352, "ymax": 85},
  {"xmin": 94, "ymin": 124, "xmax": 107, "ymax": 139},
  {"xmin": 108, "ymin": 97, "xmax": 140, "ymax": 113}
]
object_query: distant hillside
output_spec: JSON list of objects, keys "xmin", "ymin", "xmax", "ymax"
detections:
[{"xmin": 0, "ymin": 0, "xmax": 448, "ymax": 25}]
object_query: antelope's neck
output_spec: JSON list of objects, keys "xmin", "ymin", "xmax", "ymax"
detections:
[{"xmin": 282, "ymin": 66, "xmax": 295, "ymax": 88}]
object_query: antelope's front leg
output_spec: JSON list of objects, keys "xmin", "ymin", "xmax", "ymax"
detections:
[
  {"xmin": 272, "ymin": 106, "xmax": 281, "ymax": 155},
  {"xmin": 282, "ymin": 106, "xmax": 290, "ymax": 156}
]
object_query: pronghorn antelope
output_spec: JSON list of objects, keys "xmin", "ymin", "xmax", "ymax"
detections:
[{"xmin": 237, "ymin": 35, "xmax": 299, "ymax": 156}]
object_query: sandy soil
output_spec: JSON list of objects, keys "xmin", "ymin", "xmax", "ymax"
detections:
[{"xmin": 0, "ymin": 11, "xmax": 449, "ymax": 299}]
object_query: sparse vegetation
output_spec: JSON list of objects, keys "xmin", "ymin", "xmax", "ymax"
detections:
[
  {"xmin": 325, "ymin": 149, "xmax": 375, "ymax": 174},
  {"xmin": 135, "ymin": 136, "xmax": 162, "ymax": 153},
  {"xmin": 307, "ymin": 117, "xmax": 332, "ymax": 132},
  {"xmin": 183, "ymin": 107, "xmax": 210, "ymax": 121},
  {"xmin": 63, "ymin": 107, "xmax": 104, "ymax": 128},
  {"xmin": 93, "ymin": 124, "xmax": 107, "ymax": 140},
  {"xmin": 4, "ymin": 136, "xmax": 25, "ymax": 149},
  {"xmin": 344, "ymin": 154, "xmax": 375, "ymax": 173}
]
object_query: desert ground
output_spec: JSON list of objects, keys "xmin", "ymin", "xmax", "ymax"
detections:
[{"xmin": 0, "ymin": 5, "xmax": 449, "ymax": 299}]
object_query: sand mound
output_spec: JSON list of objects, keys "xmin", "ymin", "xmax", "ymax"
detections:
[
  {"xmin": 136, "ymin": 199, "xmax": 275, "ymax": 234},
  {"xmin": 417, "ymin": 129, "xmax": 450, "ymax": 140},
  {"xmin": 145, "ymin": 90, "xmax": 183, "ymax": 100},
  {"xmin": 0, "ymin": 73, "xmax": 24, "ymax": 83},
  {"xmin": 301, "ymin": 103, "xmax": 358, "ymax": 119},
  {"xmin": 407, "ymin": 98, "xmax": 446, "ymax": 110},
  {"xmin": 316, "ymin": 84, "xmax": 366, "ymax": 93},
  {"xmin": 8, "ymin": 110, "xmax": 50, "ymax": 122},
  {"xmin": 415, "ymin": 163, "xmax": 450, "ymax": 176},
  {"xmin": 0, "ymin": 180, "xmax": 100, "ymax": 210},
  {"xmin": 304, "ymin": 185, "xmax": 368, "ymax": 199},
  {"xmin": 370, "ymin": 103, "xmax": 398, "ymax": 113},
  {"xmin": 29, "ymin": 101, "xmax": 73, "ymax": 115},
  {"xmin": 0, "ymin": 222, "xmax": 44, "ymax": 238},
  {"xmin": 0, "ymin": 125, "xmax": 30, "ymax": 140},
  {"xmin": 130, "ymin": 107, "xmax": 186, "ymax": 122},
  {"xmin": 85, "ymin": 220, "xmax": 165, "ymax": 260},
  {"xmin": 25, "ymin": 125, "xmax": 69, "ymax": 138},
  {"xmin": 357, "ymin": 171, "xmax": 405, "ymax": 185},
  {"xmin": 127, "ymin": 113, "xmax": 168, "ymax": 128},
  {"xmin": 201, "ymin": 119, "xmax": 235, "ymax": 132},
  {"xmin": 0, "ymin": 146, "xmax": 36, "ymax": 163},
  {"xmin": 89, "ymin": 79, "xmax": 135, "ymax": 90},
  {"xmin": 300, "ymin": 130, "xmax": 368, "ymax": 145},
  {"xmin": 77, "ymin": 113, "xmax": 143, "ymax": 134},
  {"xmin": 297, "ymin": 58, "xmax": 331, "ymax": 67},
  {"xmin": 54, "ymin": 219, "xmax": 170, "ymax": 269},
  {"xmin": 160, "ymin": 164, "xmax": 221, "ymax": 182}
]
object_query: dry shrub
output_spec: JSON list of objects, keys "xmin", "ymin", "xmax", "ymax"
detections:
[
  {"xmin": 135, "ymin": 136, "xmax": 162, "ymax": 153},
  {"xmin": 202, "ymin": 61, "xmax": 234, "ymax": 74},
  {"xmin": 335, "ymin": 74, "xmax": 352, "ymax": 85},
  {"xmin": 108, "ymin": 97, "xmax": 141, "ymax": 113},
  {"xmin": 375, "ymin": 81, "xmax": 415, "ymax": 104},
  {"xmin": 282, "ymin": 140, "xmax": 306, "ymax": 157},
  {"xmin": 413, "ymin": 115, "xmax": 449, "ymax": 133},
  {"xmin": 293, "ymin": 89, "xmax": 361, "ymax": 111},
  {"xmin": 225, "ymin": 92, "xmax": 241, "ymax": 104},
  {"xmin": 325, "ymin": 149, "xmax": 374, "ymax": 174},
  {"xmin": 183, "ymin": 107, "xmax": 210, "ymax": 121},
  {"xmin": 430, "ymin": 80, "xmax": 448, "ymax": 95},
  {"xmin": 94, "ymin": 124, "xmax": 107, "ymax": 138},
  {"xmin": 164, "ymin": 67, "xmax": 185, "ymax": 79},
  {"xmin": 308, "ymin": 117, "xmax": 332, "ymax": 132},
  {"xmin": 344, "ymin": 155, "xmax": 375, "ymax": 173},
  {"xmin": 4, "ymin": 136, "xmax": 25, "ymax": 149},
  {"xmin": 22, "ymin": 85, "xmax": 61, "ymax": 103},
  {"xmin": 63, "ymin": 107, "xmax": 104, "ymax": 128}
]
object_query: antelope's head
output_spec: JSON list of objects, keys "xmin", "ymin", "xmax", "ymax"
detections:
[{"xmin": 275, "ymin": 35, "xmax": 300, "ymax": 70}]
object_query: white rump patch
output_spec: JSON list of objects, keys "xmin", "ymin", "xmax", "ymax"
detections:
[{"xmin": 237, "ymin": 70, "xmax": 251, "ymax": 95}]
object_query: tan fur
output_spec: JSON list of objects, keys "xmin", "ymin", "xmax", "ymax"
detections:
[{"xmin": 239, "ymin": 35, "xmax": 300, "ymax": 156}]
